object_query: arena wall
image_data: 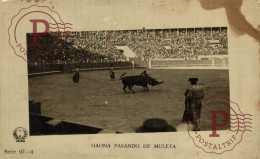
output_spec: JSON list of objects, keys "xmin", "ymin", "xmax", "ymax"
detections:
[
  {"xmin": 28, "ymin": 62, "xmax": 133, "ymax": 76},
  {"xmin": 149, "ymin": 58, "xmax": 228, "ymax": 69}
]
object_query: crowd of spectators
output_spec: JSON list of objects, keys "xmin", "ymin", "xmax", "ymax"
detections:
[{"xmin": 27, "ymin": 27, "xmax": 228, "ymax": 63}]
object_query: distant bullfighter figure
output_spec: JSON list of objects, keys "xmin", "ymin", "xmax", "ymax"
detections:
[
  {"xmin": 73, "ymin": 66, "xmax": 80, "ymax": 83},
  {"xmin": 109, "ymin": 64, "xmax": 115, "ymax": 81},
  {"xmin": 119, "ymin": 72, "xmax": 164, "ymax": 94}
]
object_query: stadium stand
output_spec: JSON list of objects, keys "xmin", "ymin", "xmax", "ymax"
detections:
[
  {"xmin": 27, "ymin": 27, "xmax": 228, "ymax": 73},
  {"xmin": 27, "ymin": 27, "xmax": 227, "ymax": 62}
]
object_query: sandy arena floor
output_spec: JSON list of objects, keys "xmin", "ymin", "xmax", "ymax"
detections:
[{"xmin": 29, "ymin": 69, "xmax": 230, "ymax": 133}]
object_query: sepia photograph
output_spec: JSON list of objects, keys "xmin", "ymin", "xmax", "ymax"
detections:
[{"xmin": 27, "ymin": 27, "xmax": 230, "ymax": 135}]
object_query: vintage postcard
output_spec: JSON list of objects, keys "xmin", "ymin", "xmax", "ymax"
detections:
[{"xmin": 0, "ymin": 0, "xmax": 259, "ymax": 158}]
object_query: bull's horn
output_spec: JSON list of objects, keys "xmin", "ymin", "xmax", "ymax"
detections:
[
  {"xmin": 156, "ymin": 81, "xmax": 164, "ymax": 85},
  {"xmin": 159, "ymin": 81, "xmax": 164, "ymax": 84}
]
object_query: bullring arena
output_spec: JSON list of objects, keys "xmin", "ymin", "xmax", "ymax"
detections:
[{"xmin": 28, "ymin": 27, "xmax": 230, "ymax": 135}]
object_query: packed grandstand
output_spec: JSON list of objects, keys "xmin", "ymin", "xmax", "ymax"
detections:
[{"xmin": 27, "ymin": 27, "xmax": 227, "ymax": 63}]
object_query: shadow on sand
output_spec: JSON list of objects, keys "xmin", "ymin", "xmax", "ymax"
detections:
[{"xmin": 136, "ymin": 118, "xmax": 177, "ymax": 133}]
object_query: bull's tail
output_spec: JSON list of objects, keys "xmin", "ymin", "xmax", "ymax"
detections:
[{"xmin": 119, "ymin": 72, "xmax": 126, "ymax": 80}]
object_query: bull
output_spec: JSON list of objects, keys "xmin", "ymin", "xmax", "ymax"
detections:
[{"xmin": 119, "ymin": 72, "xmax": 164, "ymax": 94}]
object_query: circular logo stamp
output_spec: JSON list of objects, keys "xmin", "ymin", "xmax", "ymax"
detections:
[
  {"xmin": 13, "ymin": 127, "xmax": 28, "ymax": 142},
  {"xmin": 8, "ymin": 5, "xmax": 73, "ymax": 64},
  {"xmin": 187, "ymin": 96, "xmax": 252, "ymax": 154}
]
